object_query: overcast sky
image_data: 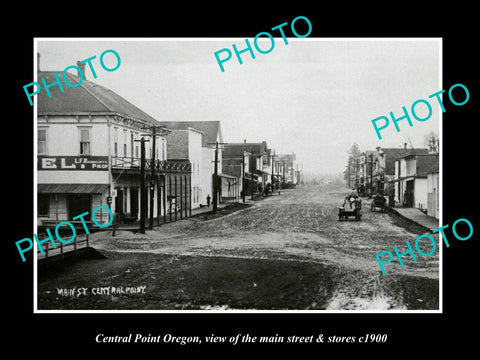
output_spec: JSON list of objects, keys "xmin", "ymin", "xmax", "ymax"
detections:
[{"xmin": 36, "ymin": 38, "xmax": 441, "ymax": 174}]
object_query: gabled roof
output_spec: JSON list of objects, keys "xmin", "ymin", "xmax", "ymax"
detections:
[
  {"xmin": 157, "ymin": 121, "xmax": 222, "ymax": 147},
  {"xmin": 166, "ymin": 131, "xmax": 189, "ymax": 160},
  {"xmin": 276, "ymin": 153, "xmax": 296, "ymax": 161},
  {"xmin": 37, "ymin": 71, "xmax": 159, "ymax": 125},
  {"xmin": 381, "ymin": 147, "xmax": 429, "ymax": 174},
  {"xmin": 384, "ymin": 147, "xmax": 429, "ymax": 159},
  {"xmin": 415, "ymin": 154, "xmax": 439, "ymax": 177},
  {"xmin": 223, "ymin": 142, "xmax": 268, "ymax": 157}
]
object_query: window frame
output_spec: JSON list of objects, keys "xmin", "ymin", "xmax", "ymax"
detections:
[
  {"xmin": 78, "ymin": 126, "xmax": 92, "ymax": 156},
  {"xmin": 37, "ymin": 127, "xmax": 48, "ymax": 155},
  {"xmin": 37, "ymin": 193, "xmax": 50, "ymax": 217},
  {"xmin": 123, "ymin": 129, "xmax": 127, "ymax": 157},
  {"xmin": 114, "ymin": 127, "xmax": 118, "ymax": 157}
]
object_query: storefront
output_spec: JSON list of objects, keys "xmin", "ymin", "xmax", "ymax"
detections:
[
  {"xmin": 38, "ymin": 156, "xmax": 192, "ymax": 228},
  {"xmin": 37, "ymin": 156, "xmax": 111, "ymax": 228},
  {"xmin": 38, "ymin": 184, "xmax": 110, "ymax": 223}
]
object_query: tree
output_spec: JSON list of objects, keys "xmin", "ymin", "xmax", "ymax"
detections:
[
  {"xmin": 344, "ymin": 143, "xmax": 362, "ymax": 188},
  {"xmin": 424, "ymin": 131, "xmax": 439, "ymax": 154}
]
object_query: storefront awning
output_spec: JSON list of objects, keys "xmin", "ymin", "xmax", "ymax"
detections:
[
  {"xmin": 245, "ymin": 172, "xmax": 260, "ymax": 180},
  {"xmin": 218, "ymin": 173, "xmax": 239, "ymax": 179},
  {"xmin": 38, "ymin": 184, "xmax": 109, "ymax": 194},
  {"xmin": 389, "ymin": 176, "xmax": 415, "ymax": 183},
  {"xmin": 255, "ymin": 169, "xmax": 270, "ymax": 176}
]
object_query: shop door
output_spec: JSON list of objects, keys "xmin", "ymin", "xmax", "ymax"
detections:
[
  {"xmin": 68, "ymin": 194, "xmax": 91, "ymax": 220},
  {"xmin": 115, "ymin": 189, "xmax": 124, "ymax": 214},
  {"xmin": 130, "ymin": 188, "xmax": 139, "ymax": 219},
  {"xmin": 405, "ymin": 180, "xmax": 414, "ymax": 207}
]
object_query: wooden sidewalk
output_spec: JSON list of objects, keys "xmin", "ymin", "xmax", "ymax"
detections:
[{"xmin": 389, "ymin": 206, "xmax": 439, "ymax": 232}]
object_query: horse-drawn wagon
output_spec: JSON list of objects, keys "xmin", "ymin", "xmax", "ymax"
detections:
[
  {"xmin": 370, "ymin": 195, "xmax": 387, "ymax": 212},
  {"xmin": 338, "ymin": 196, "xmax": 362, "ymax": 221}
]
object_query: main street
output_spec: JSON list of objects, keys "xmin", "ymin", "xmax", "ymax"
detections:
[{"xmin": 37, "ymin": 184, "xmax": 439, "ymax": 311}]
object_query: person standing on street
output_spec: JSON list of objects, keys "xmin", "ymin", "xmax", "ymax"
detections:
[{"xmin": 207, "ymin": 194, "xmax": 211, "ymax": 207}]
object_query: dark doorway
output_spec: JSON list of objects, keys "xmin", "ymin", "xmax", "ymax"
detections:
[
  {"xmin": 68, "ymin": 194, "xmax": 91, "ymax": 220},
  {"xmin": 115, "ymin": 188, "xmax": 124, "ymax": 215},
  {"xmin": 405, "ymin": 180, "xmax": 414, "ymax": 207},
  {"xmin": 130, "ymin": 187, "xmax": 139, "ymax": 219}
]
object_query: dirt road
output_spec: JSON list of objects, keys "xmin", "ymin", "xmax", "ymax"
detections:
[{"xmin": 37, "ymin": 184, "xmax": 439, "ymax": 311}]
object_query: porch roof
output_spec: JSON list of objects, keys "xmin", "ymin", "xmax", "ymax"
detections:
[{"xmin": 38, "ymin": 183, "xmax": 109, "ymax": 194}]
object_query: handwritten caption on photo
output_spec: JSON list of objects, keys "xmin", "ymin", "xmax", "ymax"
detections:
[{"xmin": 56, "ymin": 285, "xmax": 146, "ymax": 297}]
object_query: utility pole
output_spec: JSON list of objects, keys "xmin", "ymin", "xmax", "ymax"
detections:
[
  {"xmin": 370, "ymin": 153, "xmax": 373, "ymax": 197},
  {"xmin": 208, "ymin": 141, "xmax": 227, "ymax": 213},
  {"xmin": 149, "ymin": 127, "xmax": 156, "ymax": 230},
  {"xmin": 251, "ymin": 152, "xmax": 254, "ymax": 200},
  {"xmin": 242, "ymin": 151, "xmax": 246, "ymax": 203},
  {"xmin": 271, "ymin": 154, "xmax": 276, "ymax": 195},
  {"xmin": 134, "ymin": 137, "xmax": 149, "ymax": 234},
  {"xmin": 276, "ymin": 157, "xmax": 280, "ymax": 190},
  {"xmin": 141, "ymin": 126, "xmax": 170, "ymax": 230}
]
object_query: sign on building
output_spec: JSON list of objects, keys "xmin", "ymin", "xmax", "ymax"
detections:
[{"xmin": 38, "ymin": 156, "xmax": 108, "ymax": 170}]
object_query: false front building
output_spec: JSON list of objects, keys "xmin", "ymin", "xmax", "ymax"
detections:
[
  {"xmin": 36, "ymin": 59, "xmax": 191, "ymax": 229},
  {"xmin": 157, "ymin": 121, "xmax": 227, "ymax": 207}
]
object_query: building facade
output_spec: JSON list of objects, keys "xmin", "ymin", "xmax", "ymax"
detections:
[
  {"xmin": 37, "ymin": 62, "xmax": 191, "ymax": 229},
  {"xmin": 158, "ymin": 121, "xmax": 224, "ymax": 207},
  {"xmin": 427, "ymin": 170, "xmax": 440, "ymax": 219},
  {"xmin": 394, "ymin": 153, "xmax": 439, "ymax": 210},
  {"xmin": 222, "ymin": 142, "xmax": 272, "ymax": 195},
  {"xmin": 359, "ymin": 146, "xmax": 429, "ymax": 199},
  {"xmin": 275, "ymin": 153, "xmax": 297, "ymax": 187},
  {"xmin": 165, "ymin": 128, "xmax": 203, "ymax": 209}
]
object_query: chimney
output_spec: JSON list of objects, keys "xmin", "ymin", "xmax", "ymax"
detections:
[{"xmin": 77, "ymin": 60, "xmax": 86, "ymax": 80}]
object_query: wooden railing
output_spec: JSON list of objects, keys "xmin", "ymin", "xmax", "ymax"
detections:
[
  {"xmin": 111, "ymin": 156, "xmax": 191, "ymax": 173},
  {"xmin": 36, "ymin": 232, "xmax": 90, "ymax": 259}
]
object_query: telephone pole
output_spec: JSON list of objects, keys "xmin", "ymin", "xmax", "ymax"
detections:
[
  {"xmin": 208, "ymin": 141, "xmax": 227, "ymax": 213},
  {"xmin": 370, "ymin": 153, "xmax": 374, "ymax": 197},
  {"xmin": 242, "ymin": 151, "xmax": 246, "ymax": 203},
  {"xmin": 141, "ymin": 126, "xmax": 170, "ymax": 230},
  {"xmin": 250, "ymin": 152, "xmax": 255, "ymax": 200},
  {"xmin": 271, "ymin": 154, "xmax": 276, "ymax": 194},
  {"xmin": 134, "ymin": 137, "xmax": 149, "ymax": 234}
]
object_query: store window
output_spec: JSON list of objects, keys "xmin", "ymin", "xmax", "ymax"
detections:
[
  {"xmin": 114, "ymin": 127, "xmax": 118, "ymax": 156},
  {"xmin": 130, "ymin": 132, "xmax": 134, "ymax": 159},
  {"xmin": 162, "ymin": 138, "xmax": 166, "ymax": 160},
  {"xmin": 135, "ymin": 132, "xmax": 139, "ymax": 158},
  {"xmin": 38, "ymin": 128, "xmax": 47, "ymax": 155},
  {"xmin": 37, "ymin": 193, "xmax": 49, "ymax": 216},
  {"xmin": 123, "ymin": 129, "xmax": 127, "ymax": 157},
  {"xmin": 79, "ymin": 128, "xmax": 91, "ymax": 155}
]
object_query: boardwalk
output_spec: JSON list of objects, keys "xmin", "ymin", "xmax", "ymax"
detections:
[{"xmin": 389, "ymin": 207, "xmax": 439, "ymax": 232}]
